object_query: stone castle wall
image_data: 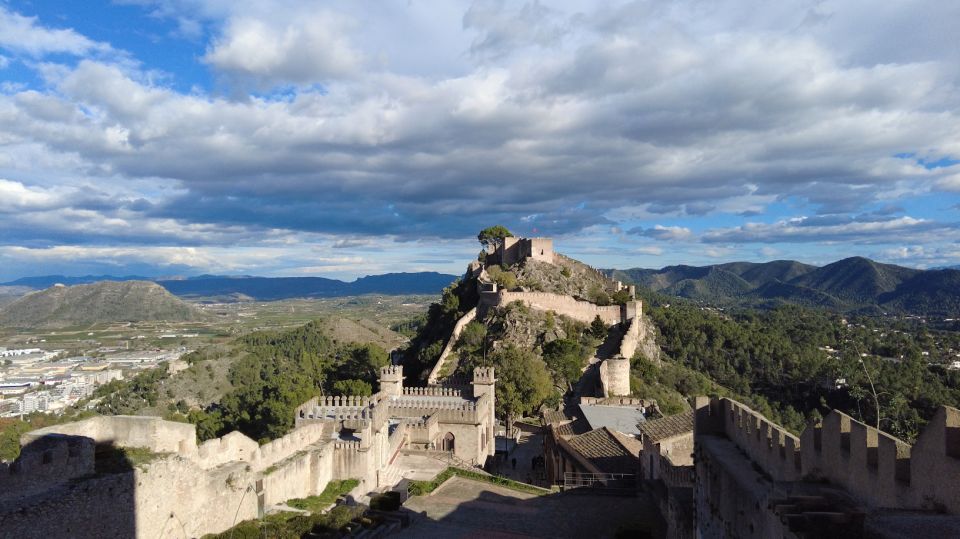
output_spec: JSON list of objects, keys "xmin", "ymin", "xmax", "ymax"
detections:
[
  {"xmin": 23, "ymin": 415, "xmax": 197, "ymax": 454},
  {"xmin": 696, "ymin": 397, "xmax": 960, "ymax": 515},
  {"xmin": 599, "ymin": 358, "xmax": 631, "ymax": 397},
  {"xmin": 2, "ymin": 365, "xmax": 497, "ymax": 538},
  {"xmin": 480, "ymin": 290, "xmax": 623, "ymax": 325},
  {"xmin": 801, "ymin": 405, "xmax": 960, "ymax": 513},
  {"xmin": 428, "ymin": 307, "xmax": 477, "ymax": 384}
]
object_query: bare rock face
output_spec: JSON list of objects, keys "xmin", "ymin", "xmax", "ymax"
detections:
[
  {"xmin": 511, "ymin": 256, "xmax": 614, "ymax": 299},
  {"xmin": 0, "ymin": 280, "xmax": 201, "ymax": 328}
]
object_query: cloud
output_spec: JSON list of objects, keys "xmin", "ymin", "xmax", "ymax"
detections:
[
  {"xmin": 463, "ymin": 0, "xmax": 569, "ymax": 61},
  {"xmin": 2, "ymin": 1, "xmax": 960, "ymax": 276},
  {"xmin": 203, "ymin": 10, "xmax": 362, "ymax": 85},
  {"xmin": 0, "ymin": 7, "xmax": 114, "ymax": 57},
  {"xmin": 627, "ymin": 225, "xmax": 693, "ymax": 241},
  {"xmin": 702, "ymin": 215, "xmax": 954, "ymax": 244}
]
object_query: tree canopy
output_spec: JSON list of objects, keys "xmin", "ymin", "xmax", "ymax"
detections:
[{"xmin": 477, "ymin": 225, "xmax": 514, "ymax": 251}]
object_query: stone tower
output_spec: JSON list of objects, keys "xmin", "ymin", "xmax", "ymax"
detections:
[
  {"xmin": 379, "ymin": 365, "xmax": 403, "ymax": 396},
  {"xmin": 603, "ymin": 358, "xmax": 631, "ymax": 396},
  {"xmin": 472, "ymin": 367, "xmax": 497, "ymax": 457}
]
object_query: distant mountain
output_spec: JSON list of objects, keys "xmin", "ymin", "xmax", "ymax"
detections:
[
  {"xmin": 607, "ymin": 257, "xmax": 960, "ymax": 316},
  {"xmin": 788, "ymin": 257, "xmax": 919, "ymax": 305},
  {"xmin": 2, "ymin": 275, "xmax": 150, "ymax": 289},
  {"xmin": 156, "ymin": 272, "xmax": 457, "ymax": 300},
  {"xmin": 0, "ymin": 281, "xmax": 200, "ymax": 328},
  {"xmin": 1, "ymin": 272, "xmax": 458, "ymax": 301}
]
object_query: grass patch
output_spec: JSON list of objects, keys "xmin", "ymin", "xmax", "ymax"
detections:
[
  {"xmin": 407, "ymin": 467, "xmax": 552, "ymax": 497},
  {"xmin": 203, "ymin": 505, "xmax": 363, "ymax": 539},
  {"xmin": 94, "ymin": 445, "xmax": 167, "ymax": 473},
  {"xmin": 286, "ymin": 479, "xmax": 360, "ymax": 513}
]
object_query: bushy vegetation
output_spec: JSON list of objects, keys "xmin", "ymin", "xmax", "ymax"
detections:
[
  {"xmin": 203, "ymin": 505, "xmax": 364, "ymax": 539},
  {"xmin": 400, "ymin": 277, "xmax": 479, "ymax": 382},
  {"xmin": 286, "ymin": 479, "xmax": 359, "ymax": 513},
  {"xmin": 185, "ymin": 324, "xmax": 390, "ymax": 442},
  {"xmin": 646, "ymin": 297, "xmax": 960, "ymax": 439}
]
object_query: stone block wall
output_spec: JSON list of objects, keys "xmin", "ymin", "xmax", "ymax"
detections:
[
  {"xmin": 599, "ymin": 358, "xmax": 631, "ymax": 397},
  {"xmin": 480, "ymin": 291, "xmax": 623, "ymax": 325},
  {"xmin": 802, "ymin": 406, "xmax": 960, "ymax": 513},
  {"xmin": 0, "ymin": 435, "xmax": 95, "ymax": 501},
  {"xmin": 428, "ymin": 307, "xmax": 477, "ymax": 384},
  {"xmin": 720, "ymin": 399, "xmax": 802, "ymax": 481},
  {"xmin": 23, "ymin": 415, "xmax": 197, "ymax": 455},
  {"xmin": 698, "ymin": 397, "xmax": 960, "ymax": 516}
]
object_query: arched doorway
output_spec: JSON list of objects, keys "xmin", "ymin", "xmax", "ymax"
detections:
[{"xmin": 442, "ymin": 432, "xmax": 455, "ymax": 452}]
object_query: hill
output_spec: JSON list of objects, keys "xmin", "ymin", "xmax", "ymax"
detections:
[
  {"xmin": 607, "ymin": 257, "xmax": 960, "ymax": 316},
  {"xmin": 0, "ymin": 281, "xmax": 200, "ymax": 328},
  {"xmin": 0, "ymin": 272, "xmax": 458, "ymax": 301}
]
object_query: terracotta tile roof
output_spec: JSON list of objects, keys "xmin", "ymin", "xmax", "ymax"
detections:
[
  {"xmin": 638, "ymin": 410, "xmax": 694, "ymax": 443},
  {"xmin": 566, "ymin": 427, "xmax": 640, "ymax": 475},
  {"xmin": 542, "ymin": 409, "xmax": 570, "ymax": 425},
  {"xmin": 554, "ymin": 417, "xmax": 590, "ymax": 438}
]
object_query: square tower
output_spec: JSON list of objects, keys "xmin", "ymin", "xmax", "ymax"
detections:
[{"xmin": 379, "ymin": 365, "xmax": 403, "ymax": 396}]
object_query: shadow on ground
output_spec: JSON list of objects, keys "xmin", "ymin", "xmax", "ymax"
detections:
[{"xmin": 398, "ymin": 476, "xmax": 663, "ymax": 539}]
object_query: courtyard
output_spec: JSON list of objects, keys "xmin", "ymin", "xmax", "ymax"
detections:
[{"xmin": 397, "ymin": 476, "xmax": 660, "ymax": 538}]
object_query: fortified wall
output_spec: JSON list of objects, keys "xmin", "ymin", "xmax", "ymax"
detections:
[
  {"xmin": 428, "ymin": 306, "xmax": 477, "ymax": 384},
  {"xmin": 478, "ymin": 290, "xmax": 625, "ymax": 325},
  {"xmin": 693, "ymin": 397, "xmax": 960, "ymax": 538},
  {"xmin": 1, "ymin": 365, "xmax": 497, "ymax": 538},
  {"xmin": 493, "ymin": 237, "xmax": 554, "ymax": 266}
]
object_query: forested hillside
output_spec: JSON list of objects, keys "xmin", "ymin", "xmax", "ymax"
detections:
[
  {"xmin": 607, "ymin": 257, "xmax": 960, "ymax": 316},
  {"xmin": 639, "ymin": 292, "xmax": 960, "ymax": 440}
]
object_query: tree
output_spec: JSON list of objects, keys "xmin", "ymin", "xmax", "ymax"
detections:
[
  {"xmin": 339, "ymin": 343, "xmax": 389, "ymax": 384},
  {"xmin": 332, "ymin": 379, "xmax": 373, "ymax": 397},
  {"xmin": 487, "ymin": 266, "xmax": 517, "ymax": 290},
  {"xmin": 488, "ymin": 345, "xmax": 553, "ymax": 421},
  {"xmin": 477, "ymin": 225, "xmax": 514, "ymax": 252},
  {"xmin": 542, "ymin": 338, "xmax": 585, "ymax": 387},
  {"xmin": 590, "ymin": 315, "xmax": 608, "ymax": 339}
]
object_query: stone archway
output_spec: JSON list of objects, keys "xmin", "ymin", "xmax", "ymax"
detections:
[{"xmin": 442, "ymin": 432, "xmax": 455, "ymax": 452}]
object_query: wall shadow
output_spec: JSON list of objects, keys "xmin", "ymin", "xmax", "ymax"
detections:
[
  {"xmin": 401, "ymin": 477, "xmax": 663, "ymax": 539},
  {"xmin": 0, "ymin": 434, "xmax": 139, "ymax": 538}
]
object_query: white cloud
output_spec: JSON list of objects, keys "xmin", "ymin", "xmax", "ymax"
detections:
[
  {"xmin": 628, "ymin": 225, "xmax": 693, "ymax": 241},
  {"xmin": 203, "ymin": 10, "xmax": 362, "ymax": 85},
  {"xmin": 0, "ymin": 7, "xmax": 114, "ymax": 57},
  {"xmin": 702, "ymin": 215, "xmax": 953, "ymax": 245}
]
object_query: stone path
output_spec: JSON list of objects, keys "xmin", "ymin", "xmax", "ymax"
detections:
[{"xmin": 398, "ymin": 476, "xmax": 658, "ymax": 539}]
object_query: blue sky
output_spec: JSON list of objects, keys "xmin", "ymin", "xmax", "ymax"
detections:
[{"xmin": 0, "ymin": 0, "xmax": 959, "ymax": 281}]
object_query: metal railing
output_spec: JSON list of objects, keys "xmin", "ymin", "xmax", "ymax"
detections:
[{"xmin": 562, "ymin": 472, "xmax": 636, "ymax": 492}]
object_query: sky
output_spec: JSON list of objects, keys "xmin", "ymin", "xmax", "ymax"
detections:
[{"xmin": 0, "ymin": 0, "xmax": 958, "ymax": 281}]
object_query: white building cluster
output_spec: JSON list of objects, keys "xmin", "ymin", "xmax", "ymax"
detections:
[{"xmin": 0, "ymin": 347, "xmax": 184, "ymax": 418}]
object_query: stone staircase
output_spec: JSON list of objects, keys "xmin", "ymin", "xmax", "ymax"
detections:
[{"xmin": 378, "ymin": 463, "xmax": 404, "ymax": 490}]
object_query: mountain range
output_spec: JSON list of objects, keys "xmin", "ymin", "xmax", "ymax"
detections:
[
  {"xmin": 0, "ymin": 272, "xmax": 458, "ymax": 301},
  {"xmin": 606, "ymin": 257, "xmax": 960, "ymax": 316}
]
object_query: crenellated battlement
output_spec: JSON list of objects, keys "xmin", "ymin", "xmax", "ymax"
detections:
[
  {"xmin": 405, "ymin": 415, "xmax": 440, "ymax": 445},
  {"xmin": 380, "ymin": 365, "xmax": 403, "ymax": 379},
  {"xmin": 403, "ymin": 386, "xmax": 463, "ymax": 397},
  {"xmin": 473, "ymin": 367, "xmax": 495, "ymax": 384},
  {"xmin": 696, "ymin": 397, "xmax": 960, "ymax": 514},
  {"xmin": 721, "ymin": 399, "xmax": 802, "ymax": 481}
]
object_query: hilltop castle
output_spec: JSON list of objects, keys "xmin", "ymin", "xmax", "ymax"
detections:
[{"xmin": 0, "ymin": 366, "xmax": 495, "ymax": 538}]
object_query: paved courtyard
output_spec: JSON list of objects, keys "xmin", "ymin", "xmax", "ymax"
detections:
[{"xmin": 397, "ymin": 476, "xmax": 659, "ymax": 539}]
